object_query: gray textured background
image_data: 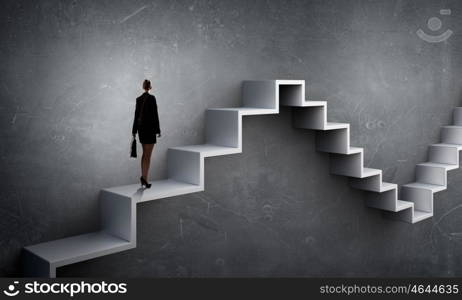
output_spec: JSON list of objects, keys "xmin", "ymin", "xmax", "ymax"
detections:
[{"xmin": 1, "ymin": 0, "xmax": 462, "ymax": 277}]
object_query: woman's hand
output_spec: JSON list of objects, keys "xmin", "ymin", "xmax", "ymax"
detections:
[{"xmin": 157, "ymin": 133, "xmax": 161, "ymax": 138}]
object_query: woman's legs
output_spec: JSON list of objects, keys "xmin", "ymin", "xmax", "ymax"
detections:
[{"xmin": 141, "ymin": 143, "xmax": 155, "ymax": 181}]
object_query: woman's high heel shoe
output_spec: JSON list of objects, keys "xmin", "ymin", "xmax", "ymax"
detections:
[{"xmin": 140, "ymin": 176, "xmax": 152, "ymax": 188}]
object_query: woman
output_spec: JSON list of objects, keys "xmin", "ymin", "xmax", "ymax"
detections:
[{"xmin": 132, "ymin": 79, "xmax": 161, "ymax": 188}]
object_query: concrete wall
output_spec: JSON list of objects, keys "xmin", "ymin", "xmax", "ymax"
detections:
[{"xmin": 1, "ymin": 0, "xmax": 462, "ymax": 276}]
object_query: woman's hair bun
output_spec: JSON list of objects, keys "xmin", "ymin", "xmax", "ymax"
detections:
[{"xmin": 143, "ymin": 79, "xmax": 152, "ymax": 90}]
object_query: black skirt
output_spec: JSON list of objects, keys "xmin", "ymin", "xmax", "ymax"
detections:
[{"xmin": 138, "ymin": 130, "xmax": 157, "ymax": 144}]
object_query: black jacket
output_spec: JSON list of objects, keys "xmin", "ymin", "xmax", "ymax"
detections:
[{"xmin": 132, "ymin": 92, "xmax": 161, "ymax": 135}]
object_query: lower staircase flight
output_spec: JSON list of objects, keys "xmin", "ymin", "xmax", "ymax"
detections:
[{"xmin": 23, "ymin": 80, "xmax": 462, "ymax": 277}]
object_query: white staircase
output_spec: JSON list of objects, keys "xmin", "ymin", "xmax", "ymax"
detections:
[{"xmin": 23, "ymin": 80, "xmax": 462, "ymax": 277}]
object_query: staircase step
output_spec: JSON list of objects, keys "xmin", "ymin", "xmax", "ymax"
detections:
[
  {"xmin": 454, "ymin": 107, "xmax": 462, "ymax": 125},
  {"xmin": 432, "ymin": 143, "xmax": 462, "ymax": 150},
  {"xmin": 402, "ymin": 182, "xmax": 446, "ymax": 192},
  {"xmin": 324, "ymin": 122, "xmax": 349, "ymax": 130},
  {"xmin": 347, "ymin": 147, "xmax": 363, "ymax": 154},
  {"xmin": 104, "ymin": 179, "xmax": 203, "ymax": 202},
  {"xmin": 418, "ymin": 162, "xmax": 458, "ymax": 171},
  {"xmin": 208, "ymin": 107, "xmax": 277, "ymax": 115},
  {"xmin": 170, "ymin": 144, "xmax": 240, "ymax": 157},
  {"xmin": 362, "ymin": 168, "xmax": 381, "ymax": 178},
  {"xmin": 396, "ymin": 200, "xmax": 413, "ymax": 211},
  {"xmin": 349, "ymin": 179, "xmax": 395, "ymax": 192},
  {"xmin": 413, "ymin": 210, "xmax": 433, "ymax": 223},
  {"xmin": 293, "ymin": 100, "xmax": 327, "ymax": 107},
  {"xmin": 24, "ymin": 232, "xmax": 133, "ymax": 266},
  {"xmin": 441, "ymin": 126, "xmax": 462, "ymax": 145},
  {"xmin": 381, "ymin": 182, "xmax": 397, "ymax": 192}
]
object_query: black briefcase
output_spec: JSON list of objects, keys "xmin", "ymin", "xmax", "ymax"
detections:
[{"xmin": 130, "ymin": 136, "xmax": 137, "ymax": 158}]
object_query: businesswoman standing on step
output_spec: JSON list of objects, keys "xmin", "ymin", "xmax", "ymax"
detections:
[{"xmin": 132, "ymin": 79, "xmax": 161, "ymax": 188}]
